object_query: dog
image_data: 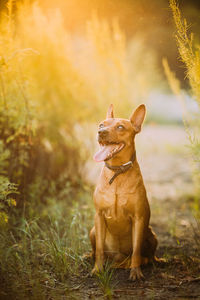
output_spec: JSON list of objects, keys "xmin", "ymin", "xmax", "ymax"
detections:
[{"xmin": 90, "ymin": 104, "xmax": 158, "ymax": 280}]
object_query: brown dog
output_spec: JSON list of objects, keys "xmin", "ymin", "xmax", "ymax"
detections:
[{"xmin": 90, "ymin": 104, "xmax": 158, "ymax": 280}]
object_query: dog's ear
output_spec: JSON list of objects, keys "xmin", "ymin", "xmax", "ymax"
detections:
[
  {"xmin": 106, "ymin": 104, "xmax": 114, "ymax": 118},
  {"xmin": 130, "ymin": 104, "xmax": 146, "ymax": 133}
]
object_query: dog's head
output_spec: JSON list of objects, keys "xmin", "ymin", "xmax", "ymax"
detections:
[{"xmin": 94, "ymin": 104, "xmax": 146, "ymax": 162}]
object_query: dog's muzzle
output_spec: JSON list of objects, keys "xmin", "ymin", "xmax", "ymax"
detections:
[{"xmin": 98, "ymin": 128, "xmax": 109, "ymax": 138}]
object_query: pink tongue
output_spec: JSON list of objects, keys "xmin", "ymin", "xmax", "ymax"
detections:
[{"xmin": 93, "ymin": 144, "xmax": 118, "ymax": 162}]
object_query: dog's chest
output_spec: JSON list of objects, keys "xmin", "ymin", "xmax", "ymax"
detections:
[{"xmin": 94, "ymin": 188, "xmax": 132, "ymax": 221}]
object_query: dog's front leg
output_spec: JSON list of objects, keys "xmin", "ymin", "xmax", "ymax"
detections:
[
  {"xmin": 92, "ymin": 210, "xmax": 106, "ymax": 274},
  {"xmin": 129, "ymin": 217, "xmax": 145, "ymax": 281}
]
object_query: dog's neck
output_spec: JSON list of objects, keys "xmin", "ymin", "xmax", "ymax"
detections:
[{"xmin": 104, "ymin": 147, "xmax": 136, "ymax": 185}]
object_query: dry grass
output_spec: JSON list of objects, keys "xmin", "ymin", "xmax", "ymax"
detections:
[{"xmin": 168, "ymin": 0, "xmax": 200, "ymax": 215}]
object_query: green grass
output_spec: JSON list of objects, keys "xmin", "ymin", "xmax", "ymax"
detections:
[
  {"xmin": 0, "ymin": 188, "xmax": 94, "ymax": 300},
  {"xmin": 95, "ymin": 261, "xmax": 116, "ymax": 300}
]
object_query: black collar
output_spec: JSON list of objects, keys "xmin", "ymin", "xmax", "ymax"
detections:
[{"xmin": 105, "ymin": 152, "xmax": 136, "ymax": 185}]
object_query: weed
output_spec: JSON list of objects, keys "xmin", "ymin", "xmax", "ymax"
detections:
[
  {"xmin": 95, "ymin": 261, "xmax": 115, "ymax": 300},
  {"xmin": 168, "ymin": 213, "xmax": 177, "ymax": 237}
]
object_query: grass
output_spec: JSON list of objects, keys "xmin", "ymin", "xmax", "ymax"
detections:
[
  {"xmin": 0, "ymin": 188, "xmax": 94, "ymax": 300},
  {"xmin": 169, "ymin": 0, "xmax": 200, "ymax": 215},
  {"xmin": 191, "ymin": 218, "xmax": 200, "ymax": 257},
  {"xmin": 95, "ymin": 261, "xmax": 116, "ymax": 300}
]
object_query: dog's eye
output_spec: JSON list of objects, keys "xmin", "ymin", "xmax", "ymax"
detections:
[
  {"xmin": 117, "ymin": 125, "xmax": 124, "ymax": 130},
  {"xmin": 99, "ymin": 124, "xmax": 104, "ymax": 128}
]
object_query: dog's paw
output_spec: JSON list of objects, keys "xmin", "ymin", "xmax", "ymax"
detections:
[
  {"xmin": 90, "ymin": 264, "xmax": 103, "ymax": 276},
  {"xmin": 129, "ymin": 267, "xmax": 144, "ymax": 281}
]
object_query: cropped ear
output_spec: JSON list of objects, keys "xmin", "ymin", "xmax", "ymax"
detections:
[
  {"xmin": 130, "ymin": 104, "xmax": 146, "ymax": 133},
  {"xmin": 106, "ymin": 104, "xmax": 114, "ymax": 118}
]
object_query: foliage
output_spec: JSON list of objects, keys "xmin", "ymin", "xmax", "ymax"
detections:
[
  {"xmin": 15, "ymin": 2, "xmax": 160, "ymax": 119},
  {"xmin": 0, "ymin": 176, "xmax": 18, "ymax": 226},
  {"xmin": 0, "ymin": 189, "xmax": 93, "ymax": 299},
  {"xmin": 0, "ymin": 0, "xmax": 85, "ymax": 218},
  {"xmin": 0, "ymin": 0, "xmax": 161, "ymax": 218},
  {"xmin": 0, "ymin": 1, "xmax": 90, "ymax": 296},
  {"xmin": 170, "ymin": 0, "xmax": 200, "ymax": 100},
  {"xmin": 169, "ymin": 0, "xmax": 200, "ymax": 213}
]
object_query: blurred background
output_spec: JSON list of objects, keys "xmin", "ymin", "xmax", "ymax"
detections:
[{"xmin": 0, "ymin": 0, "xmax": 200, "ymax": 299}]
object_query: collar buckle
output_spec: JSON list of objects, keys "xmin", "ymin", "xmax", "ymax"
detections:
[{"xmin": 122, "ymin": 160, "xmax": 133, "ymax": 167}]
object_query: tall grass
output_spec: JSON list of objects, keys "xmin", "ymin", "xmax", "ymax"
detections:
[
  {"xmin": 0, "ymin": 0, "xmax": 161, "ymax": 226},
  {"xmin": 169, "ymin": 0, "xmax": 200, "ymax": 214},
  {"xmin": 14, "ymin": 2, "xmax": 160, "ymax": 118}
]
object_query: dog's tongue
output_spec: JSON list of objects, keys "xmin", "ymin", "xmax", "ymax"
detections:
[{"xmin": 94, "ymin": 144, "xmax": 119, "ymax": 162}]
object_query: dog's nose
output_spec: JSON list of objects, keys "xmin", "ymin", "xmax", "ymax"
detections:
[{"xmin": 98, "ymin": 129, "xmax": 108, "ymax": 137}]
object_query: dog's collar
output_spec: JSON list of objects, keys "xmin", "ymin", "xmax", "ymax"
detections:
[{"xmin": 105, "ymin": 152, "xmax": 136, "ymax": 185}]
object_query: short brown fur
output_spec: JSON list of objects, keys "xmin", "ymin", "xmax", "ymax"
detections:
[{"xmin": 90, "ymin": 104, "xmax": 158, "ymax": 280}]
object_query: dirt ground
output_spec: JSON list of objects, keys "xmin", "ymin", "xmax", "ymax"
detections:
[{"xmin": 72, "ymin": 125, "xmax": 200, "ymax": 299}]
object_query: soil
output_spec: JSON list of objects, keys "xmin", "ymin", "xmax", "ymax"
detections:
[{"xmin": 72, "ymin": 125, "xmax": 200, "ymax": 299}]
